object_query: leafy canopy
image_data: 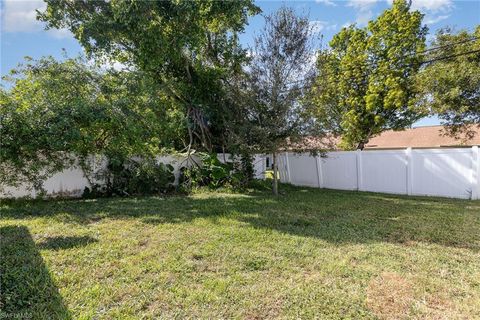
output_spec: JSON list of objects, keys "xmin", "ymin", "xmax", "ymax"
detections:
[
  {"xmin": 415, "ymin": 26, "xmax": 480, "ymax": 138},
  {"xmin": 0, "ymin": 56, "xmax": 184, "ymax": 190},
  {"xmin": 237, "ymin": 7, "xmax": 316, "ymax": 154},
  {"xmin": 310, "ymin": 0, "xmax": 427, "ymax": 149},
  {"xmin": 39, "ymin": 0, "xmax": 260, "ymax": 151},
  {"xmin": 229, "ymin": 7, "xmax": 317, "ymax": 195}
]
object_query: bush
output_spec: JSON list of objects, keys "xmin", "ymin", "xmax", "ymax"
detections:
[
  {"xmin": 180, "ymin": 153, "xmax": 247, "ymax": 190},
  {"xmin": 83, "ymin": 157, "xmax": 175, "ymax": 197}
]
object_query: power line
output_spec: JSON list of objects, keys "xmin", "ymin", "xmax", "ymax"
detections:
[
  {"xmin": 278, "ymin": 47, "xmax": 480, "ymax": 93},
  {"xmin": 421, "ymin": 48, "xmax": 480, "ymax": 64},
  {"xmin": 283, "ymin": 37, "xmax": 479, "ymax": 88},
  {"xmin": 410, "ymin": 36, "xmax": 479, "ymax": 56}
]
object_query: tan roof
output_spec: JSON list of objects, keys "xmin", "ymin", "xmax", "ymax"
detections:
[
  {"xmin": 365, "ymin": 125, "xmax": 480, "ymax": 149},
  {"xmin": 289, "ymin": 125, "xmax": 480, "ymax": 151},
  {"xmin": 286, "ymin": 135, "xmax": 340, "ymax": 152}
]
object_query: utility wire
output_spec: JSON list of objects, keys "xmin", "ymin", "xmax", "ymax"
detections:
[
  {"xmin": 407, "ymin": 36, "xmax": 479, "ymax": 56},
  {"xmin": 421, "ymin": 48, "xmax": 480, "ymax": 64},
  {"xmin": 286, "ymin": 36, "xmax": 479, "ymax": 86},
  {"xmin": 278, "ymin": 47, "xmax": 480, "ymax": 93}
]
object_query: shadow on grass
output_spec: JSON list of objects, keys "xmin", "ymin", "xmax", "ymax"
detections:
[
  {"xmin": 1, "ymin": 186, "xmax": 479, "ymax": 250},
  {"xmin": 37, "ymin": 236, "xmax": 98, "ymax": 250},
  {"xmin": 0, "ymin": 226, "xmax": 71, "ymax": 319}
]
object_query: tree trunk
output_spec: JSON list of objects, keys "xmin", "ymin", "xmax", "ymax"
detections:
[
  {"xmin": 357, "ymin": 137, "xmax": 369, "ymax": 150},
  {"xmin": 272, "ymin": 151, "xmax": 279, "ymax": 196}
]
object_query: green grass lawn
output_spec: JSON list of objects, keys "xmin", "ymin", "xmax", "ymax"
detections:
[{"xmin": 1, "ymin": 185, "xmax": 479, "ymax": 319}]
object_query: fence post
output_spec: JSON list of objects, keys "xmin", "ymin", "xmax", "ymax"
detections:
[
  {"xmin": 315, "ymin": 155, "xmax": 324, "ymax": 188},
  {"xmin": 472, "ymin": 146, "xmax": 479, "ymax": 200},
  {"xmin": 356, "ymin": 149, "xmax": 363, "ymax": 191},
  {"xmin": 406, "ymin": 147, "xmax": 413, "ymax": 195}
]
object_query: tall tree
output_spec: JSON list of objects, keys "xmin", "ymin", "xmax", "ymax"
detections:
[
  {"xmin": 235, "ymin": 7, "xmax": 316, "ymax": 195},
  {"xmin": 415, "ymin": 26, "xmax": 480, "ymax": 139},
  {"xmin": 0, "ymin": 56, "xmax": 183, "ymax": 191},
  {"xmin": 38, "ymin": 0, "xmax": 260, "ymax": 154},
  {"xmin": 309, "ymin": 0, "xmax": 427, "ymax": 149}
]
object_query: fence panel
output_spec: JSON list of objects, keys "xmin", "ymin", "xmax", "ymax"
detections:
[
  {"xmin": 253, "ymin": 155, "xmax": 266, "ymax": 179},
  {"xmin": 1, "ymin": 166, "xmax": 89, "ymax": 198},
  {"xmin": 321, "ymin": 152, "xmax": 358, "ymax": 191},
  {"xmin": 274, "ymin": 147, "xmax": 479, "ymax": 200},
  {"xmin": 411, "ymin": 149, "xmax": 473, "ymax": 199},
  {"xmin": 287, "ymin": 153, "xmax": 319, "ymax": 187},
  {"xmin": 277, "ymin": 154, "xmax": 290, "ymax": 183},
  {"xmin": 360, "ymin": 150, "xmax": 408, "ymax": 194}
]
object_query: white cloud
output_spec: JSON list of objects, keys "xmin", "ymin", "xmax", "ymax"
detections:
[
  {"xmin": 1, "ymin": 0, "xmax": 72, "ymax": 38},
  {"xmin": 385, "ymin": 0, "xmax": 453, "ymax": 28},
  {"xmin": 356, "ymin": 10, "xmax": 375, "ymax": 25},
  {"xmin": 1, "ymin": 0, "xmax": 45, "ymax": 32},
  {"xmin": 346, "ymin": 0, "xmax": 379, "ymax": 26},
  {"xmin": 86, "ymin": 57, "xmax": 133, "ymax": 72},
  {"xmin": 309, "ymin": 20, "xmax": 338, "ymax": 34},
  {"xmin": 346, "ymin": 0, "xmax": 453, "ymax": 27},
  {"xmin": 385, "ymin": 0, "xmax": 453, "ymax": 12},
  {"xmin": 47, "ymin": 28, "xmax": 72, "ymax": 39},
  {"xmin": 102, "ymin": 60, "xmax": 130, "ymax": 71},
  {"xmin": 424, "ymin": 14, "xmax": 449, "ymax": 25},
  {"xmin": 347, "ymin": 0, "xmax": 381, "ymax": 10},
  {"xmin": 315, "ymin": 0, "xmax": 337, "ymax": 6}
]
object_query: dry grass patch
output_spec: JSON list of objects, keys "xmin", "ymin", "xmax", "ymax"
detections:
[{"xmin": 367, "ymin": 272, "xmax": 415, "ymax": 319}]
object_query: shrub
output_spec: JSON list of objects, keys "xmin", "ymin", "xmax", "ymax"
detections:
[
  {"xmin": 179, "ymin": 153, "xmax": 246, "ymax": 190},
  {"xmin": 83, "ymin": 157, "xmax": 175, "ymax": 197}
]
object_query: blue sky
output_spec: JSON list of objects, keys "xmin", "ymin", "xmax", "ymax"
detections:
[{"xmin": 1, "ymin": 0, "xmax": 479, "ymax": 126}]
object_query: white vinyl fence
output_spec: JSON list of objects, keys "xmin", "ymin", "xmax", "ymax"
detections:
[
  {"xmin": 0, "ymin": 154, "xmax": 266, "ymax": 199},
  {"xmin": 273, "ymin": 147, "xmax": 480, "ymax": 200},
  {"xmin": 2, "ymin": 148, "xmax": 478, "ymax": 200},
  {"xmin": 0, "ymin": 155, "xmax": 185, "ymax": 199}
]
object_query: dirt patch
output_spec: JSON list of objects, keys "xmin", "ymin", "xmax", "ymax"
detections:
[
  {"xmin": 367, "ymin": 272, "xmax": 414, "ymax": 320},
  {"xmin": 423, "ymin": 295, "xmax": 454, "ymax": 319},
  {"xmin": 419, "ymin": 293, "xmax": 468, "ymax": 320},
  {"xmin": 245, "ymin": 299, "xmax": 284, "ymax": 320}
]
